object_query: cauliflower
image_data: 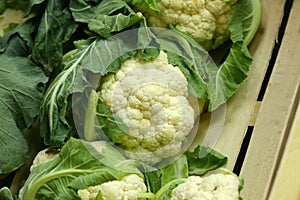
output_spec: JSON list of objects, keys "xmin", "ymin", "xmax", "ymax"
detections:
[
  {"xmin": 170, "ymin": 172, "xmax": 241, "ymax": 200},
  {"xmin": 134, "ymin": 0, "xmax": 238, "ymax": 50},
  {"xmin": 99, "ymin": 51, "xmax": 197, "ymax": 164},
  {"xmin": 77, "ymin": 174, "xmax": 147, "ymax": 200},
  {"xmin": 30, "ymin": 149, "xmax": 59, "ymax": 171}
]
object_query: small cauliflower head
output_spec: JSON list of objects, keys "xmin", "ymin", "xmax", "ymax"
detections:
[
  {"xmin": 139, "ymin": 0, "xmax": 238, "ymax": 50},
  {"xmin": 171, "ymin": 173, "xmax": 241, "ymax": 200},
  {"xmin": 77, "ymin": 174, "xmax": 147, "ymax": 200},
  {"xmin": 100, "ymin": 51, "xmax": 197, "ymax": 165},
  {"xmin": 30, "ymin": 149, "xmax": 59, "ymax": 171}
]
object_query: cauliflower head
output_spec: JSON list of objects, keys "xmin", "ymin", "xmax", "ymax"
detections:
[
  {"xmin": 30, "ymin": 149, "xmax": 59, "ymax": 171},
  {"xmin": 77, "ymin": 174, "xmax": 147, "ymax": 200},
  {"xmin": 137, "ymin": 0, "xmax": 238, "ymax": 50},
  {"xmin": 100, "ymin": 51, "xmax": 197, "ymax": 165},
  {"xmin": 170, "ymin": 173, "xmax": 241, "ymax": 200}
]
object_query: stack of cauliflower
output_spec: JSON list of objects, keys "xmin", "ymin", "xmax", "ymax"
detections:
[{"xmin": 100, "ymin": 51, "xmax": 197, "ymax": 165}]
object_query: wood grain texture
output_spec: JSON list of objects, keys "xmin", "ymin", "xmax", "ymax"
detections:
[
  {"xmin": 193, "ymin": 0, "xmax": 287, "ymax": 170},
  {"xmin": 268, "ymin": 101, "xmax": 300, "ymax": 200},
  {"xmin": 240, "ymin": 0, "xmax": 300, "ymax": 198}
]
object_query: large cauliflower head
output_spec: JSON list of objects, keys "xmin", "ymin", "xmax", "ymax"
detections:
[
  {"xmin": 138, "ymin": 0, "xmax": 238, "ymax": 50},
  {"xmin": 100, "ymin": 51, "xmax": 197, "ymax": 165}
]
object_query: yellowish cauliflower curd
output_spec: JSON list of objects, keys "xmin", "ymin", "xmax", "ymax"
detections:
[
  {"xmin": 100, "ymin": 51, "xmax": 196, "ymax": 164},
  {"xmin": 141, "ymin": 0, "xmax": 238, "ymax": 49},
  {"xmin": 171, "ymin": 173, "xmax": 241, "ymax": 200},
  {"xmin": 77, "ymin": 174, "xmax": 147, "ymax": 200}
]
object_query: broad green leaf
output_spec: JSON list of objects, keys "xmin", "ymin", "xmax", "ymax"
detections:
[
  {"xmin": 20, "ymin": 138, "xmax": 141, "ymax": 200},
  {"xmin": 70, "ymin": 0, "xmax": 129, "ymax": 23},
  {"xmin": 208, "ymin": 41, "xmax": 252, "ymax": 110},
  {"xmin": 31, "ymin": 0, "xmax": 78, "ymax": 75},
  {"xmin": 68, "ymin": 169, "xmax": 119, "ymax": 190},
  {"xmin": 24, "ymin": 0, "xmax": 46, "ymax": 16},
  {"xmin": 0, "ymin": 17, "xmax": 39, "ymax": 57},
  {"xmin": 230, "ymin": 0, "xmax": 262, "ymax": 45},
  {"xmin": 160, "ymin": 155, "xmax": 188, "ymax": 187},
  {"xmin": 0, "ymin": 55, "xmax": 47, "ymax": 174},
  {"xmin": 128, "ymin": 0, "xmax": 160, "ymax": 14},
  {"xmin": 143, "ymin": 169, "xmax": 161, "ymax": 194},
  {"xmin": 69, "ymin": 0, "xmax": 102, "ymax": 23},
  {"xmin": 40, "ymin": 40, "xmax": 97, "ymax": 148},
  {"xmin": 185, "ymin": 145, "xmax": 228, "ymax": 175},
  {"xmin": 94, "ymin": 0, "xmax": 132, "ymax": 15},
  {"xmin": 88, "ymin": 13, "xmax": 144, "ymax": 38}
]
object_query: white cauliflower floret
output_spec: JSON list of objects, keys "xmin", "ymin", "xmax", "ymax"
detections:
[
  {"xmin": 100, "ymin": 51, "xmax": 197, "ymax": 165},
  {"xmin": 171, "ymin": 172, "xmax": 241, "ymax": 200},
  {"xmin": 77, "ymin": 174, "xmax": 147, "ymax": 200},
  {"xmin": 30, "ymin": 149, "xmax": 59, "ymax": 171},
  {"xmin": 137, "ymin": 0, "xmax": 238, "ymax": 50}
]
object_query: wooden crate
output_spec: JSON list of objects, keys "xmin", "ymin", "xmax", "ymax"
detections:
[
  {"xmin": 194, "ymin": 0, "xmax": 300, "ymax": 199},
  {"xmin": 1, "ymin": 0, "xmax": 300, "ymax": 199},
  {"xmin": 239, "ymin": 0, "xmax": 300, "ymax": 199}
]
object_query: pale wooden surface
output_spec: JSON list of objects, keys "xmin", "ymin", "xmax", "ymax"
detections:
[
  {"xmin": 194, "ymin": 0, "xmax": 287, "ymax": 170},
  {"xmin": 240, "ymin": 0, "xmax": 300, "ymax": 198},
  {"xmin": 269, "ymin": 102, "xmax": 300, "ymax": 200}
]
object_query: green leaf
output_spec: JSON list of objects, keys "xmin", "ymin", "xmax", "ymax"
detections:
[
  {"xmin": 82, "ymin": 88, "xmax": 128, "ymax": 143},
  {"xmin": 0, "ymin": 17, "xmax": 39, "ymax": 57},
  {"xmin": 31, "ymin": 0, "xmax": 78, "ymax": 75},
  {"xmin": 88, "ymin": 13, "xmax": 144, "ymax": 38},
  {"xmin": 143, "ymin": 170, "xmax": 161, "ymax": 194},
  {"xmin": 160, "ymin": 155, "xmax": 188, "ymax": 187},
  {"xmin": 40, "ymin": 39, "xmax": 97, "ymax": 148},
  {"xmin": 128, "ymin": 0, "xmax": 160, "ymax": 14},
  {"xmin": 230, "ymin": 0, "xmax": 262, "ymax": 45},
  {"xmin": 185, "ymin": 145, "xmax": 228, "ymax": 175},
  {"xmin": 68, "ymin": 169, "xmax": 119, "ymax": 190},
  {"xmin": 24, "ymin": 0, "xmax": 46, "ymax": 17},
  {"xmin": 0, "ymin": 55, "xmax": 47, "ymax": 175},
  {"xmin": 69, "ymin": 0, "xmax": 102, "ymax": 23},
  {"xmin": 70, "ymin": 0, "xmax": 127, "ymax": 23},
  {"xmin": 157, "ymin": 23, "xmax": 252, "ymax": 111},
  {"xmin": 155, "ymin": 178, "xmax": 186, "ymax": 200},
  {"xmin": 5, "ymin": 0, "xmax": 30, "ymax": 11},
  {"xmin": 94, "ymin": 0, "xmax": 132, "ymax": 15},
  {"xmin": 20, "ymin": 138, "xmax": 140, "ymax": 200},
  {"xmin": 0, "ymin": 187, "xmax": 14, "ymax": 200},
  {"xmin": 208, "ymin": 41, "xmax": 252, "ymax": 110},
  {"xmin": 0, "ymin": 1, "xmax": 6, "ymax": 14},
  {"xmin": 157, "ymin": 28, "xmax": 211, "ymax": 101}
]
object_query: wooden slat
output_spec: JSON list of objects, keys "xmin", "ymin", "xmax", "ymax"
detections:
[
  {"xmin": 193, "ymin": 0, "xmax": 287, "ymax": 170},
  {"xmin": 249, "ymin": 101, "xmax": 261, "ymax": 126},
  {"xmin": 240, "ymin": 0, "xmax": 300, "ymax": 198},
  {"xmin": 268, "ymin": 100, "xmax": 300, "ymax": 200}
]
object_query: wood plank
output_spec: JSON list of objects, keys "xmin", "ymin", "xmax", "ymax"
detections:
[
  {"xmin": 193, "ymin": 0, "xmax": 287, "ymax": 170},
  {"xmin": 240, "ymin": 0, "xmax": 300, "ymax": 198},
  {"xmin": 268, "ymin": 99, "xmax": 300, "ymax": 200}
]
